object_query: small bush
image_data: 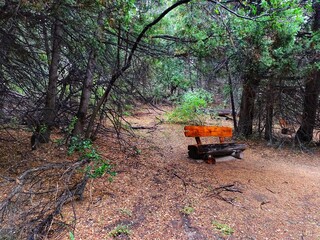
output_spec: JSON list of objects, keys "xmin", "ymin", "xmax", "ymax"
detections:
[
  {"xmin": 212, "ymin": 221, "xmax": 234, "ymax": 236},
  {"xmin": 166, "ymin": 89, "xmax": 212, "ymax": 125},
  {"xmin": 68, "ymin": 136, "xmax": 116, "ymax": 180},
  {"xmin": 108, "ymin": 224, "xmax": 131, "ymax": 238},
  {"xmin": 180, "ymin": 205, "xmax": 194, "ymax": 215}
]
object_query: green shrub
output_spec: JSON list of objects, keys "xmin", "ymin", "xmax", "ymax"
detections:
[
  {"xmin": 108, "ymin": 224, "xmax": 131, "ymax": 238},
  {"xmin": 212, "ymin": 221, "xmax": 234, "ymax": 236},
  {"xmin": 180, "ymin": 205, "xmax": 195, "ymax": 215},
  {"xmin": 166, "ymin": 89, "xmax": 212, "ymax": 125},
  {"xmin": 68, "ymin": 136, "xmax": 116, "ymax": 180}
]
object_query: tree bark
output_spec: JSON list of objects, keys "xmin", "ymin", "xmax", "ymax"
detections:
[
  {"xmin": 226, "ymin": 60, "xmax": 238, "ymax": 132},
  {"xmin": 236, "ymin": 0, "xmax": 265, "ymax": 138},
  {"xmin": 41, "ymin": 19, "xmax": 63, "ymax": 141},
  {"xmin": 72, "ymin": 10, "xmax": 107, "ymax": 137},
  {"xmin": 72, "ymin": 51, "xmax": 96, "ymax": 136},
  {"xmin": 264, "ymin": 82, "xmax": 274, "ymax": 141},
  {"xmin": 295, "ymin": 2, "xmax": 320, "ymax": 143},
  {"xmin": 295, "ymin": 72, "xmax": 320, "ymax": 142},
  {"xmin": 0, "ymin": 67, "xmax": 5, "ymax": 120},
  {"xmin": 237, "ymin": 75, "xmax": 259, "ymax": 137}
]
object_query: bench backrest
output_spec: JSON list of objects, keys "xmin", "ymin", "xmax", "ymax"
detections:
[{"xmin": 184, "ymin": 125, "xmax": 232, "ymax": 144}]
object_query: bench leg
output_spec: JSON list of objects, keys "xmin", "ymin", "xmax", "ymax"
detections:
[{"xmin": 204, "ymin": 154, "xmax": 216, "ymax": 164}]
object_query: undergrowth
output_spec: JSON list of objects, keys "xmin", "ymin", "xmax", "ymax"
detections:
[
  {"xmin": 68, "ymin": 136, "xmax": 116, "ymax": 180},
  {"xmin": 166, "ymin": 89, "xmax": 212, "ymax": 125},
  {"xmin": 212, "ymin": 221, "xmax": 234, "ymax": 236},
  {"xmin": 108, "ymin": 224, "xmax": 131, "ymax": 238}
]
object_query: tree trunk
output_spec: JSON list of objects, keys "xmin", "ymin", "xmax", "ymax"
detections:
[
  {"xmin": 295, "ymin": 72, "xmax": 320, "ymax": 142},
  {"xmin": 226, "ymin": 61, "xmax": 238, "ymax": 132},
  {"xmin": 0, "ymin": 28, "xmax": 10, "ymax": 122},
  {"xmin": 237, "ymin": 75, "xmax": 259, "ymax": 137},
  {"xmin": 0, "ymin": 63, "xmax": 5, "ymax": 119},
  {"xmin": 73, "ymin": 51, "xmax": 96, "ymax": 136},
  {"xmin": 295, "ymin": 2, "xmax": 320, "ymax": 143},
  {"xmin": 264, "ymin": 84, "xmax": 274, "ymax": 141},
  {"xmin": 41, "ymin": 19, "xmax": 63, "ymax": 142}
]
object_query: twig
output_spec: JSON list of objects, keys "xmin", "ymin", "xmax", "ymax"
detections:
[
  {"xmin": 173, "ymin": 172, "xmax": 187, "ymax": 193},
  {"xmin": 211, "ymin": 183, "xmax": 243, "ymax": 194},
  {"xmin": 131, "ymin": 126, "xmax": 155, "ymax": 130},
  {"xmin": 260, "ymin": 201, "xmax": 271, "ymax": 210},
  {"xmin": 266, "ymin": 187, "xmax": 276, "ymax": 194},
  {"xmin": 0, "ymin": 158, "xmax": 90, "ymax": 239},
  {"xmin": 207, "ymin": 183, "xmax": 243, "ymax": 206}
]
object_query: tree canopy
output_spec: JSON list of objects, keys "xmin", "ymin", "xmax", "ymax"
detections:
[{"xmin": 1, "ymin": 0, "xmax": 319, "ymax": 141}]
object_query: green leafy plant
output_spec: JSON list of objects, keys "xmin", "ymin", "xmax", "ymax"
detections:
[
  {"xmin": 39, "ymin": 124, "xmax": 48, "ymax": 134},
  {"xmin": 68, "ymin": 136, "xmax": 116, "ymax": 180},
  {"xmin": 53, "ymin": 138, "xmax": 64, "ymax": 146},
  {"xmin": 68, "ymin": 116, "xmax": 78, "ymax": 134},
  {"xmin": 212, "ymin": 221, "xmax": 234, "ymax": 236},
  {"xmin": 180, "ymin": 205, "xmax": 194, "ymax": 215},
  {"xmin": 68, "ymin": 136, "xmax": 92, "ymax": 155},
  {"xmin": 69, "ymin": 231, "xmax": 75, "ymax": 240},
  {"xmin": 132, "ymin": 146, "xmax": 142, "ymax": 155},
  {"xmin": 31, "ymin": 124, "xmax": 48, "ymax": 134},
  {"xmin": 108, "ymin": 224, "xmax": 131, "ymax": 238},
  {"xmin": 166, "ymin": 89, "xmax": 212, "ymax": 125}
]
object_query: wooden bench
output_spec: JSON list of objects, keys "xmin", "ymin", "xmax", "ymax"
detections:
[{"xmin": 184, "ymin": 125, "xmax": 246, "ymax": 163}]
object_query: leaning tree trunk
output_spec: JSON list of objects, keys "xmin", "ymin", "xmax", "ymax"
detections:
[
  {"xmin": 72, "ymin": 51, "xmax": 96, "ymax": 136},
  {"xmin": 237, "ymin": 75, "xmax": 260, "ymax": 137},
  {"xmin": 226, "ymin": 61, "xmax": 238, "ymax": 132},
  {"xmin": 85, "ymin": 0, "xmax": 192, "ymax": 139},
  {"xmin": 41, "ymin": 19, "xmax": 63, "ymax": 142},
  {"xmin": 72, "ymin": 10, "xmax": 106, "ymax": 137},
  {"xmin": 295, "ymin": 2, "xmax": 320, "ymax": 143}
]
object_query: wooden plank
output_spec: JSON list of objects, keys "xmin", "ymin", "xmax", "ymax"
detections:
[{"xmin": 184, "ymin": 126, "xmax": 232, "ymax": 138}]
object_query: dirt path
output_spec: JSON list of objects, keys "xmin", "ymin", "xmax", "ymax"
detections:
[
  {"xmin": 59, "ymin": 108, "xmax": 320, "ymax": 240},
  {"xmin": 148, "ymin": 123, "xmax": 320, "ymax": 239}
]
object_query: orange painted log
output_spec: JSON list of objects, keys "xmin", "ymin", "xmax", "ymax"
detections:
[{"xmin": 184, "ymin": 126, "xmax": 232, "ymax": 138}]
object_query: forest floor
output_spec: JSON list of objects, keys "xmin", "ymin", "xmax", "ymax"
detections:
[{"xmin": 1, "ymin": 106, "xmax": 320, "ymax": 240}]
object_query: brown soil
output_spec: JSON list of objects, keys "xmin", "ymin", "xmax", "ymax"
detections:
[{"xmin": 1, "ymin": 107, "xmax": 320, "ymax": 240}]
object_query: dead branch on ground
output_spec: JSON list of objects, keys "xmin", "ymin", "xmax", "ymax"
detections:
[
  {"xmin": 206, "ymin": 182, "xmax": 243, "ymax": 206},
  {"xmin": 0, "ymin": 158, "xmax": 91, "ymax": 240}
]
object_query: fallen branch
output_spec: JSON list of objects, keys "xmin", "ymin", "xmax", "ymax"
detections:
[
  {"xmin": 0, "ymin": 158, "xmax": 91, "ymax": 239},
  {"xmin": 28, "ymin": 174, "xmax": 89, "ymax": 240},
  {"xmin": 260, "ymin": 200, "xmax": 271, "ymax": 210},
  {"xmin": 172, "ymin": 172, "xmax": 187, "ymax": 193},
  {"xmin": 206, "ymin": 183, "xmax": 243, "ymax": 206},
  {"xmin": 210, "ymin": 183, "xmax": 243, "ymax": 194},
  {"xmin": 131, "ymin": 126, "xmax": 155, "ymax": 130}
]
